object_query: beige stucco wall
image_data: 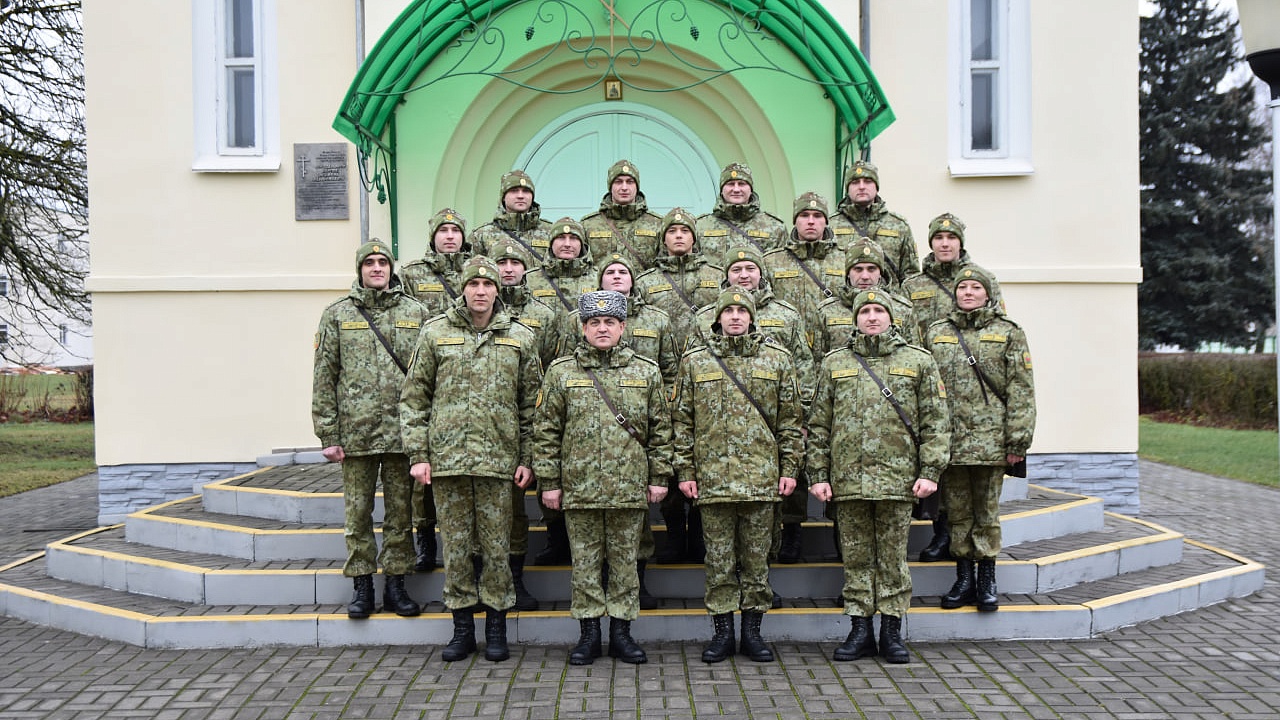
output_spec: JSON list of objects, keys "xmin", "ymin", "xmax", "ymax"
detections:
[{"xmin": 85, "ymin": 0, "xmax": 1138, "ymax": 466}]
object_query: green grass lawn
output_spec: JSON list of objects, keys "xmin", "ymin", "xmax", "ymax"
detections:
[
  {"xmin": 1139, "ymin": 416, "xmax": 1279, "ymax": 487},
  {"xmin": 0, "ymin": 421, "xmax": 95, "ymax": 498}
]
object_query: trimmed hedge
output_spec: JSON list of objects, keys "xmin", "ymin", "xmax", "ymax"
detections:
[{"xmin": 1138, "ymin": 353, "xmax": 1278, "ymax": 429}]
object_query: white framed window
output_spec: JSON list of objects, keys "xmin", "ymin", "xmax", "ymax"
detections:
[
  {"xmin": 0, "ymin": 276, "xmax": 7, "ymax": 297},
  {"xmin": 192, "ymin": 0, "xmax": 280, "ymax": 172},
  {"xmin": 58, "ymin": 325, "xmax": 69, "ymax": 346},
  {"xmin": 0, "ymin": 324, "xmax": 8, "ymax": 345},
  {"xmin": 948, "ymin": 0, "xmax": 1032, "ymax": 176}
]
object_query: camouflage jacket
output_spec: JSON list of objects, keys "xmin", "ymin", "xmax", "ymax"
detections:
[
  {"xmin": 312, "ymin": 279, "xmax": 429, "ymax": 455},
  {"xmin": 399, "ymin": 249, "xmax": 469, "ymax": 317},
  {"xmin": 532, "ymin": 342, "xmax": 674, "ymax": 509},
  {"xmin": 634, "ymin": 253, "xmax": 723, "ymax": 356},
  {"xmin": 399, "ymin": 301, "xmax": 542, "ymax": 478},
  {"xmin": 499, "ymin": 283, "xmax": 560, "ymax": 370},
  {"xmin": 695, "ymin": 194, "xmax": 788, "ymax": 260},
  {"xmin": 581, "ymin": 193, "xmax": 662, "ymax": 270},
  {"xmin": 925, "ymin": 307, "xmax": 1035, "ymax": 465},
  {"xmin": 691, "ymin": 281, "xmax": 815, "ymax": 406},
  {"xmin": 671, "ymin": 332, "xmax": 804, "ymax": 505},
  {"xmin": 762, "ymin": 231, "xmax": 848, "ymax": 345},
  {"xmin": 813, "ymin": 283, "xmax": 919, "ymax": 356},
  {"xmin": 524, "ymin": 256, "xmax": 598, "ymax": 316},
  {"xmin": 901, "ymin": 252, "xmax": 1004, "ymax": 340},
  {"xmin": 830, "ymin": 197, "xmax": 919, "ymax": 289},
  {"xmin": 469, "ymin": 203, "xmax": 553, "ymax": 270},
  {"xmin": 807, "ymin": 330, "xmax": 951, "ymax": 501},
  {"xmin": 558, "ymin": 293, "xmax": 679, "ymax": 393}
]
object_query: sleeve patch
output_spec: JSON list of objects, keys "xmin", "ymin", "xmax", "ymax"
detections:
[
  {"xmin": 1023, "ymin": 351, "xmax": 1033, "ymax": 370},
  {"xmin": 937, "ymin": 379, "xmax": 948, "ymax": 399}
]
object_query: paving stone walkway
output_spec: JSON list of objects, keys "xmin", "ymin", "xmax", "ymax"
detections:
[{"xmin": 0, "ymin": 461, "xmax": 1275, "ymax": 719}]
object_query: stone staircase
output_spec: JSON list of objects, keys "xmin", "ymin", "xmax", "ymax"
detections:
[{"xmin": 0, "ymin": 462, "xmax": 1264, "ymax": 649}]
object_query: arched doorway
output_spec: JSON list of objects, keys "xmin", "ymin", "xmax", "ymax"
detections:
[{"xmin": 516, "ymin": 102, "xmax": 720, "ymax": 219}]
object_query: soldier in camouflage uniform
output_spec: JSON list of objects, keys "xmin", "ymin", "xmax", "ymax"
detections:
[
  {"xmin": 814, "ymin": 237, "xmax": 920, "ymax": 356},
  {"xmin": 691, "ymin": 245, "xmax": 814, "ymax": 564},
  {"xmin": 695, "ymin": 162, "xmax": 788, "ymax": 259},
  {"xmin": 673, "ymin": 289, "xmax": 804, "ymax": 664},
  {"xmin": 829, "ymin": 161, "xmax": 920, "ymax": 290},
  {"xmin": 400, "ymin": 256, "xmax": 542, "ymax": 663},
  {"xmin": 580, "ymin": 160, "xmax": 663, "ymax": 270},
  {"xmin": 525, "ymin": 217, "xmax": 599, "ymax": 318},
  {"xmin": 763, "ymin": 192, "xmax": 848, "ymax": 351},
  {"xmin": 312, "ymin": 241, "xmax": 426, "ymax": 620},
  {"xmin": 534, "ymin": 290, "xmax": 674, "ymax": 665},
  {"xmin": 927, "ymin": 267, "xmax": 1035, "ymax": 613},
  {"xmin": 634, "ymin": 208, "xmax": 723, "ymax": 355},
  {"xmin": 400, "ymin": 208, "xmax": 472, "ymax": 317},
  {"xmin": 808, "ymin": 290, "xmax": 950, "ymax": 664},
  {"xmin": 468, "ymin": 170, "xmax": 553, "ymax": 270},
  {"xmin": 902, "ymin": 213, "xmax": 1004, "ymax": 562}
]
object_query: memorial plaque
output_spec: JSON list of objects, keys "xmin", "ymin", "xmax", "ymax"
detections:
[{"xmin": 294, "ymin": 143, "xmax": 350, "ymax": 220}]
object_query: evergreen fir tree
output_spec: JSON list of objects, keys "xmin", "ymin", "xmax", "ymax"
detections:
[{"xmin": 1139, "ymin": 0, "xmax": 1274, "ymax": 350}]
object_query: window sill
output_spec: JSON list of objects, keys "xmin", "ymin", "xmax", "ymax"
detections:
[
  {"xmin": 948, "ymin": 157, "xmax": 1035, "ymax": 177},
  {"xmin": 192, "ymin": 154, "xmax": 282, "ymax": 173}
]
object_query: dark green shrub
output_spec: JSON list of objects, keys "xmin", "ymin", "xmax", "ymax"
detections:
[{"xmin": 1138, "ymin": 353, "xmax": 1277, "ymax": 429}]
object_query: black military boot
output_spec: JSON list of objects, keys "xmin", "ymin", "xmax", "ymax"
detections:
[
  {"xmin": 347, "ymin": 575, "xmax": 375, "ymax": 619},
  {"xmin": 534, "ymin": 518, "xmax": 571, "ymax": 565},
  {"xmin": 382, "ymin": 574, "xmax": 422, "ymax": 617},
  {"xmin": 701, "ymin": 613, "xmax": 736, "ymax": 663},
  {"xmin": 778, "ymin": 523, "xmax": 803, "ymax": 563},
  {"xmin": 832, "ymin": 615, "xmax": 876, "ymax": 661},
  {"xmin": 415, "ymin": 524, "xmax": 437, "ymax": 571},
  {"xmin": 976, "ymin": 558, "xmax": 999, "ymax": 612},
  {"xmin": 941, "ymin": 559, "xmax": 977, "ymax": 609},
  {"xmin": 637, "ymin": 560, "xmax": 658, "ymax": 610},
  {"xmin": 608, "ymin": 617, "xmax": 647, "ymax": 664},
  {"xmin": 687, "ymin": 507, "xmax": 706, "ymax": 563},
  {"xmin": 738, "ymin": 612, "xmax": 774, "ymax": 662},
  {"xmin": 509, "ymin": 555, "xmax": 539, "ymax": 611},
  {"xmin": 918, "ymin": 513, "xmax": 951, "ymax": 562},
  {"xmin": 484, "ymin": 609, "xmax": 510, "ymax": 661},
  {"xmin": 878, "ymin": 615, "xmax": 910, "ymax": 664},
  {"xmin": 568, "ymin": 618, "xmax": 602, "ymax": 665},
  {"xmin": 442, "ymin": 609, "xmax": 477, "ymax": 661},
  {"xmin": 657, "ymin": 507, "xmax": 686, "ymax": 563}
]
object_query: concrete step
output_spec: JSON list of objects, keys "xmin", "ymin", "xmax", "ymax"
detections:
[{"xmin": 0, "ymin": 532, "xmax": 1262, "ymax": 648}]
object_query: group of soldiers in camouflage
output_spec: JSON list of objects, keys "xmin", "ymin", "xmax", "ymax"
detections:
[{"xmin": 311, "ymin": 157, "xmax": 1036, "ymax": 666}]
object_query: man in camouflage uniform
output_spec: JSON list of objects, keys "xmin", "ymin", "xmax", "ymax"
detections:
[
  {"xmin": 534, "ymin": 290, "xmax": 674, "ymax": 665},
  {"xmin": 312, "ymin": 241, "xmax": 427, "ymax": 619},
  {"xmin": 829, "ymin": 160, "xmax": 920, "ymax": 289},
  {"xmin": 814, "ymin": 237, "xmax": 920, "ymax": 356},
  {"xmin": 691, "ymin": 245, "xmax": 814, "ymax": 564},
  {"xmin": 400, "ymin": 208, "xmax": 472, "ymax": 317},
  {"xmin": 695, "ymin": 162, "xmax": 788, "ymax": 260},
  {"xmin": 927, "ymin": 267, "xmax": 1035, "ymax": 613},
  {"xmin": 400, "ymin": 256, "xmax": 542, "ymax": 663},
  {"xmin": 674, "ymin": 289, "xmax": 804, "ymax": 664},
  {"xmin": 580, "ymin": 160, "xmax": 663, "ymax": 270},
  {"xmin": 764, "ymin": 192, "xmax": 848, "ymax": 349},
  {"xmin": 902, "ymin": 213, "xmax": 1004, "ymax": 562},
  {"xmin": 525, "ymin": 217, "xmax": 599, "ymax": 317},
  {"xmin": 808, "ymin": 290, "xmax": 950, "ymax": 664},
  {"xmin": 634, "ymin": 208, "xmax": 723, "ymax": 358},
  {"xmin": 468, "ymin": 170, "xmax": 553, "ymax": 270}
]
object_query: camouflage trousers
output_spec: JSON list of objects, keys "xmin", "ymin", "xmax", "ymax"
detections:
[
  {"xmin": 434, "ymin": 475, "xmax": 514, "ymax": 612},
  {"xmin": 701, "ymin": 501, "xmax": 775, "ymax": 615},
  {"xmin": 942, "ymin": 465, "xmax": 1005, "ymax": 560},
  {"xmin": 834, "ymin": 498, "xmax": 913, "ymax": 618},
  {"xmin": 565, "ymin": 508, "xmax": 645, "ymax": 620},
  {"xmin": 341, "ymin": 453, "xmax": 415, "ymax": 577},
  {"xmin": 541, "ymin": 490, "xmax": 655, "ymax": 560},
  {"xmin": 509, "ymin": 482, "xmax": 530, "ymax": 556},
  {"xmin": 412, "ymin": 481, "xmax": 437, "ymax": 531}
]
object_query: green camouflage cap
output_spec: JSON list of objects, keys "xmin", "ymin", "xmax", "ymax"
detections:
[
  {"xmin": 714, "ymin": 287, "xmax": 756, "ymax": 322},
  {"xmin": 461, "ymin": 255, "xmax": 500, "ymax": 285},
  {"xmin": 719, "ymin": 162, "xmax": 754, "ymax": 188},
  {"xmin": 551, "ymin": 216, "xmax": 586, "ymax": 241},
  {"xmin": 928, "ymin": 212, "xmax": 966, "ymax": 247},
  {"xmin": 843, "ymin": 160, "xmax": 879, "ymax": 189},
  {"xmin": 793, "ymin": 191, "xmax": 829, "ymax": 220},
  {"xmin": 597, "ymin": 252, "xmax": 637, "ymax": 289},
  {"xmin": 660, "ymin": 207, "xmax": 698, "ymax": 240},
  {"xmin": 356, "ymin": 240, "xmax": 394, "ymax": 272},
  {"xmin": 428, "ymin": 207, "xmax": 467, "ymax": 241},
  {"xmin": 722, "ymin": 244, "xmax": 765, "ymax": 277},
  {"xmin": 845, "ymin": 236, "xmax": 886, "ymax": 276},
  {"xmin": 953, "ymin": 265, "xmax": 996, "ymax": 297},
  {"xmin": 607, "ymin": 159, "xmax": 639, "ymax": 188},
  {"xmin": 500, "ymin": 169, "xmax": 535, "ymax": 198},
  {"xmin": 579, "ymin": 290, "xmax": 628, "ymax": 322},
  {"xmin": 852, "ymin": 289, "xmax": 894, "ymax": 324},
  {"xmin": 491, "ymin": 242, "xmax": 526, "ymax": 267}
]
